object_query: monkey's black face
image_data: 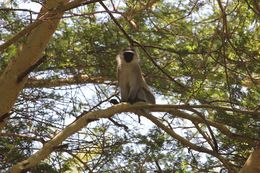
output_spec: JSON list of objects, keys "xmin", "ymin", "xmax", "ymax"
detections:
[{"xmin": 123, "ymin": 52, "xmax": 134, "ymax": 63}]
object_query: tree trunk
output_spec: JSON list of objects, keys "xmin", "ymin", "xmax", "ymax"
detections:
[
  {"xmin": 0, "ymin": 0, "xmax": 68, "ymax": 129},
  {"xmin": 239, "ymin": 146, "xmax": 260, "ymax": 173}
]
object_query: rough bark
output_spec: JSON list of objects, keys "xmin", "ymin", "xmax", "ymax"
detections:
[{"xmin": 0, "ymin": 0, "xmax": 69, "ymax": 128}]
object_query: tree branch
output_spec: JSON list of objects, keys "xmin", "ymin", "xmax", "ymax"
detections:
[
  {"xmin": 169, "ymin": 109, "xmax": 256, "ymax": 146},
  {"xmin": 0, "ymin": 0, "xmax": 105, "ymax": 52},
  {"xmin": 8, "ymin": 102, "xmax": 257, "ymax": 172},
  {"xmin": 8, "ymin": 103, "xmax": 130, "ymax": 172},
  {"xmin": 239, "ymin": 144, "xmax": 260, "ymax": 173},
  {"xmin": 139, "ymin": 111, "xmax": 237, "ymax": 173}
]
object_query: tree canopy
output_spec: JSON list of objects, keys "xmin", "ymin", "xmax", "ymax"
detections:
[{"xmin": 0, "ymin": 0, "xmax": 259, "ymax": 172}]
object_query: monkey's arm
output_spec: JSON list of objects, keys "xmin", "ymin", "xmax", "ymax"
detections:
[
  {"xmin": 117, "ymin": 67, "xmax": 129, "ymax": 102},
  {"xmin": 127, "ymin": 65, "xmax": 143, "ymax": 104}
]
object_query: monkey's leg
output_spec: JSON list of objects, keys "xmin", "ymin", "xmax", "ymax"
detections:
[{"xmin": 128, "ymin": 86, "xmax": 143, "ymax": 104}]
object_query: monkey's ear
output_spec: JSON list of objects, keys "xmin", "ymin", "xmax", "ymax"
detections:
[{"xmin": 110, "ymin": 99, "xmax": 119, "ymax": 105}]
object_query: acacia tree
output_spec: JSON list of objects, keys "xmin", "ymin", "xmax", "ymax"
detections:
[{"xmin": 0, "ymin": 0, "xmax": 259, "ymax": 172}]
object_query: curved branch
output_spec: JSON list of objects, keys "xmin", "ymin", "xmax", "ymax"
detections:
[
  {"xmin": 8, "ymin": 103, "xmax": 129, "ymax": 173},
  {"xmin": 8, "ymin": 103, "xmax": 258, "ymax": 172}
]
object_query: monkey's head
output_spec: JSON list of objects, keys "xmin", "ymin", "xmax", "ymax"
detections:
[
  {"xmin": 123, "ymin": 48, "xmax": 136, "ymax": 63},
  {"xmin": 116, "ymin": 47, "xmax": 139, "ymax": 65},
  {"xmin": 120, "ymin": 47, "xmax": 139, "ymax": 63}
]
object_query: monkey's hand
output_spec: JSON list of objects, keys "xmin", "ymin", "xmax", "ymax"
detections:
[{"xmin": 110, "ymin": 99, "xmax": 119, "ymax": 105}]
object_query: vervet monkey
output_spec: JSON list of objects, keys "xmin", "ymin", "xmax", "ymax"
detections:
[{"xmin": 116, "ymin": 47, "xmax": 155, "ymax": 104}]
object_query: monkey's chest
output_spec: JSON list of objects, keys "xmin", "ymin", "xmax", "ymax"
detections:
[
  {"xmin": 121, "ymin": 67, "xmax": 138, "ymax": 80},
  {"xmin": 120, "ymin": 67, "xmax": 140, "ymax": 86}
]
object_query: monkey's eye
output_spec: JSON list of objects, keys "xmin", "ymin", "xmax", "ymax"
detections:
[{"xmin": 123, "ymin": 52, "xmax": 134, "ymax": 63}]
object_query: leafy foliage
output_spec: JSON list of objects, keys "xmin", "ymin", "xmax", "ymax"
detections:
[{"xmin": 0, "ymin": 0, "xmax": 259, "ymax": 172}]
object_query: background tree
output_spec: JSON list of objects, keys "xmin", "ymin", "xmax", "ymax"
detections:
[{"xmin": 0, "ymin": 0, "xmax": 259, "ymax": 172}]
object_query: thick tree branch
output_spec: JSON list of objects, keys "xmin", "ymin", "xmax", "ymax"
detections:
[
  {"xmin": 0, "ymin": 0, "xmax": 69, "ymax": 128},
  {"xmin": 8, "ymin": 103, "xmax": 129, "ymax": 173},
  {"xmin": 8, "ymin": 103, "xmax": 258, "ymax": 172},
  {"xmin": 17, "ymin": 56, "xmax": 47, "ymax": 83},
  {"xmin": 0, "ymin": 14, "xmax": 46, "ymax": 52},
  {"xmin": 0, "ymin": 0, "xmax": 104, "ymax": 52}
]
